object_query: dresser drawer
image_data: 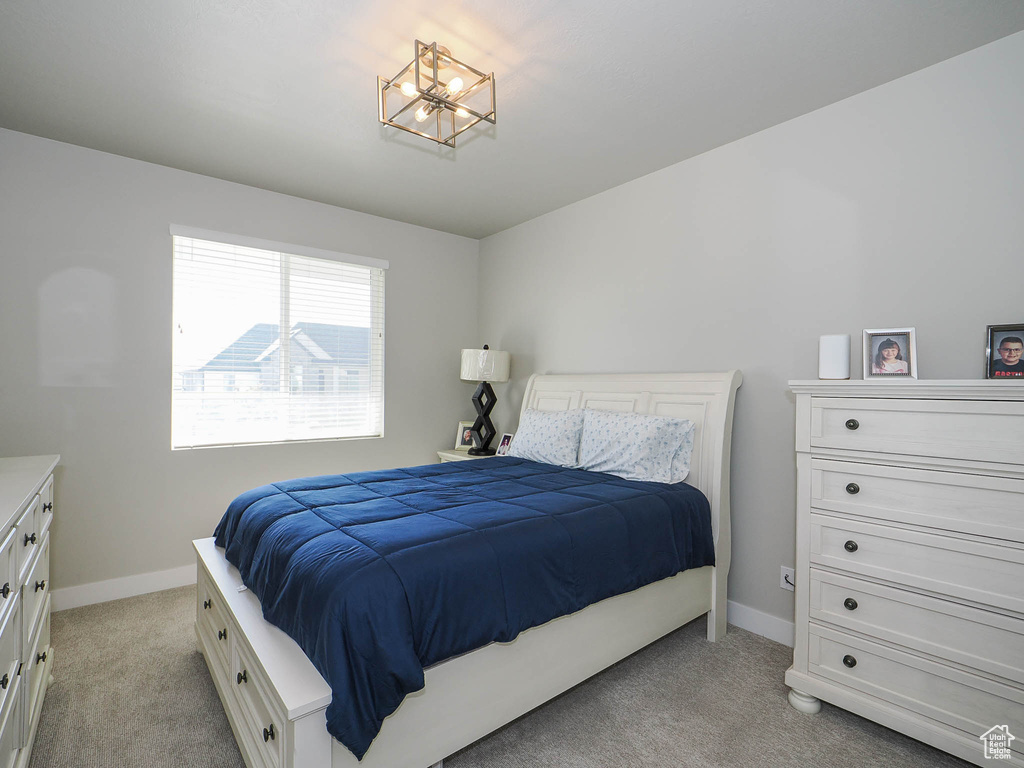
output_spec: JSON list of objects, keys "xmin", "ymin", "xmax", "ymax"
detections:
[
  {"xmin": 0, "ymin": 530, "xmax": 17, "ymax": 623},
  {"xmin": 810, "ymin": 570, "xmax": 1024, "ymax": 684},
  {"xmin": 810, "ymin": 514, "xmax": 1024, "ymax": 614},
  {"xmin": 0, "ymin": 676, "xmax": 22, "ymax": 768},
  {"xmin": 13, "ymin": 501, "xmax": 39, "ymax": 584},
  {"xmin": 232, "ymin": 641, "xmax": 284, "ymax": 768},
  {"xmin": 809, "ymin": 397, "xmax": 1024, "ymax": 465},
  {"xmin": 22, "ymin": 538, "xmax": 48, "ymax": 643},
  {"xmin": 37, "ymin": 475, "xmax": 54, "ymax": 538},
  {"xmin": 811, "ymin": 458, "xmax": 1024, "ymax": 543},
  {"xmin": 0, "ymin": 601, "xmax": 20, "ymax": 723},
  {"xmin": 24, "ymin": 603, "xmax": 50, "ymax": 739},
  {"xmin": 809, "ymin": 624, "xmax": 1024, "ymax": 752}
]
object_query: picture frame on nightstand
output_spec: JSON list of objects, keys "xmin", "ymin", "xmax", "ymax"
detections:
[
  {"xmin": 455, "ymin": 420, "xmax": 474, "ymax": 451},
  {"xmin": 496, "ymin": 433, "xmax": 513, "ymax": 455}
]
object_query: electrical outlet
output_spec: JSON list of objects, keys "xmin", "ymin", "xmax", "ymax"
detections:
[{"xmin": 780, "ymin": 566, "xmax": 795, "ymax": 591}]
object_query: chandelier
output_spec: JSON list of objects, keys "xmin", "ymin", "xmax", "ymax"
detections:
[{"xmin": 378, "ymin": 41, "xmax": 496, "ymax": 147}]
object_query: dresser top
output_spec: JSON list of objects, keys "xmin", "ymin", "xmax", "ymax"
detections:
[
  {"xmin": 0, "ymin": 455, "xmax": 60, "ymax": 525},
  {"xmin": 789, "ymin": 380, "xmax": 1024, "ymax": 399}
]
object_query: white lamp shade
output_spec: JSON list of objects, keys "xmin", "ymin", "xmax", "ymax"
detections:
[{"xmin": 460, "ymin": 348, "xmax": 510, "ymax": 382}]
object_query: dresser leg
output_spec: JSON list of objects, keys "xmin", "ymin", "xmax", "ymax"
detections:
[{"xmin": 788, "ymin": 688, "xmax": 821, "ymax": 714}]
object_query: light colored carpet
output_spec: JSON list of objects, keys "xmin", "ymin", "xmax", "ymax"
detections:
[{"xmin": 30, "ymin": 586, "xmax": 971, "ymax": 767}]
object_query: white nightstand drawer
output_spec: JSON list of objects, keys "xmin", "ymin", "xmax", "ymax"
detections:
[
  {"xmin": 810, "ymin": 397, "xmax": 1024, "ymax": 465},
  {"xmin": 437, "ymin": 449, "xmax": 490, "ymax": 463},
  {"xmin": 811, "ymin": 458, "xmax": 1024, "ymax": 543},
  {"xmin": 810, "ymin": 570, "xmax": 1024, "ymax": 684},
  {"xmin": 810, "ymin": 514, "xmax": 1024, "ymax": 614},
  {"xmin": 809, "ymin": 624, "xmax": 1024, "ymax": 752}
]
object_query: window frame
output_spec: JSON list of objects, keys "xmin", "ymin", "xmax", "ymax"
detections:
[{"xmin": 169, "ymin": 225, "xmax": 388, "ymax": 450}]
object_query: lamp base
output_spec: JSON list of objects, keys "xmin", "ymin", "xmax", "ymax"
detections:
[{"xmin": 469, "ymin": 381, "xmax": 498, "ymax": 454}]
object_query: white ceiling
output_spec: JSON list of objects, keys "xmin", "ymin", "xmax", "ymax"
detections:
[{"xmin": 2, "ymin": 1, "xmax": 1024, "ymax": 239}]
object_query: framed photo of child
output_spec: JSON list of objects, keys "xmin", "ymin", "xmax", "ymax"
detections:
[
  {"xmin": 863, "ymin": 328, "xmax": 917, "ymax": 379},
  {"xmin": 496, "ymin": 433, "xmax": 514, "ymax": 456},
  {"xmin": 987, "ymin": 324, "xmax": 1024, "ymax": 378},
  {"xmin": 455, "ymin": 420, "xmax": 475, "ymax": 451}
]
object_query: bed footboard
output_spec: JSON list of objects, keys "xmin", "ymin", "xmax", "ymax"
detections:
[
  {"xmin": 196, "ymin": 538, "xmax": 715, "ymax": 768},
  {"xmin": 195, "ymin": 537, "xmax": 332, "ymax": 768}
]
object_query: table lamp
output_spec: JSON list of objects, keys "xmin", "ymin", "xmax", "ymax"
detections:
[{"xmin": 460, "ymin": 345, "xmax": 510, "ymax": 455}]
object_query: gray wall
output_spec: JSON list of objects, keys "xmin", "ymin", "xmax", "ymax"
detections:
[
  {"xmin": 478, "ymin": 32, "xmax": 1024, "ymax": 627},
  {"xmin": 0, "ymin": 129, "xmax": 480, "ymax": 591}
]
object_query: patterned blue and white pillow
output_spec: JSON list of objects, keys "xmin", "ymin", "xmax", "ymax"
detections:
[
  {"xmin": 668, "ymin": 418, "xmax": 696, "ymax": 483},
  {"xmin": 577, "ymin": 409, "xmax": 695, "ymax": 484},
  {"xmin": 507, "ymin": 408, "xmax": 585, "ymax": 467}
]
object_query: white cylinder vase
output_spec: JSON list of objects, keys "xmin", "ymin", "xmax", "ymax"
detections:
[{"xmin": 819, "ymin": 334, "xmax": 851, "ymax": 380}]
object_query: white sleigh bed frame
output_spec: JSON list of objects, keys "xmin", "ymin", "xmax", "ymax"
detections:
[{"xmin": 194, "ymin": 371, "xmax": 742, "ymax": 768}]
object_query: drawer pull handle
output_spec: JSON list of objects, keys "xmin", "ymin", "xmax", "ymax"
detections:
[
  {"xmin": 844, "ymin": 540, "xmax": 859, "ymax": 553},
  {"xmin": 263, "ymin": 724, "xmax": 276, "ymax": 742},
  {"xmin": 36, "ymin": 652, "xmax": 47, "ymax": 665},
  {"xmin": 35, "ymin": 580, "xmax": 46, "ymax": 592},
  {"xmin": 845, "ymin": 482, "xmax": 860, "ymax": 495},
  {"xmin": 842, "ymin": 654, "xmax": 857, "ymax": 668},
  {"xmin": 0, "ymin": 674, "xmax": 7, "ymax": 690},
  {"xmin": 844, "ymin": 597, "xmax": 858, "ymax": 611},
  {"xmin": 0, "ymin": 583, "xmax": 9, "ymax": 599},
  {"xmin": 24, "ymin": 533, "xmax": 36, "ymax": 546},
  {"xmin": 237, "ymin": 670, "xmax": 248, "ymax": 685},
  {"xmin": 218, "ymin": 628, "xmax": 227, "ymax": 641},
  {"xmin": 203, "ymin": 599, "xmax": 211, "ymax": 610},
  {"xmin": 845, "ymin": 419, "xmax": 859, "ymax": 430},
  {"xmin": 43, "ymin": 502, "xmax": 52, "ymax": 513}
]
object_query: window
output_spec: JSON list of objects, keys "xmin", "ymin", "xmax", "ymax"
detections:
[{"xmin": 170, "ymin": 227, "xmax": 386, "ymax": 449}]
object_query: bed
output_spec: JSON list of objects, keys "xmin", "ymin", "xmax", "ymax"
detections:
[{"xmin": 194, "ymin": 370, "xmax": 742, "ymax": 768}]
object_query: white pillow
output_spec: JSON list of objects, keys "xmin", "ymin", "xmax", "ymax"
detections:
[
  {"xmin": 507, "ymin": 408, "xmax": 585, "ymax": 467},
  {"xmin": 577, "ymin": 409, "xmax": 695, "ymax": 484},
  {"xmin": 668, "ymin": 418, "xmax": 697, "ymax": 484}
]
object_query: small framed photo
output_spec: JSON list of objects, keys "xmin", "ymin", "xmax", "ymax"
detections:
[
  {"xmin": 496, "ymin": 433, "xmax": 514, "ymax": 456},
  {"xmin": 987, "ymin": 324, "xmax": 1024, "ymax": 378},
  {"xmin": 863, "ymin": 328, "xmax": 917, "ymax": 379},
  {"xmin": 455, "ymin": 420, "xmax": 475, "ymax": 451}
]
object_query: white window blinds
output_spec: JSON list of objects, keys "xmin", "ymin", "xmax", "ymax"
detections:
[{"xmin": 171, "ymin": 228, "xmax": 386, "ymax": 449}]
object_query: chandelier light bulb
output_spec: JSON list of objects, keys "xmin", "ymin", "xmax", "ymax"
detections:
[
  {"xmin": 400, "ymin": 81, "xmax": 417, "ymax": 97},
  {"xmin": 414, "ymin": 105, "xmax": 431, "ymax": 123},
  {"xmin": 455, "ymin": 108, "xmax": 470, "ymax": 118},
  {"xmin": 446, "ymin": 77, "xmax": 464, "ymax": 97}
]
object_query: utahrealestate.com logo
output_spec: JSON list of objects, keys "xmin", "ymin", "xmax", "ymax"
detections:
[{"xmin": 980, "ymin": 725, "xmax": 1015, "ymax": 760}]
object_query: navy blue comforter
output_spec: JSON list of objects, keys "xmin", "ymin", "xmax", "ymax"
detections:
[{"xmin": 214, "ymin": 456, "xmax": 715, "ymax": 759}]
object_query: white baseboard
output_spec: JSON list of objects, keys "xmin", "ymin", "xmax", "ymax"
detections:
[
  {"xmin": 51, "ymin": 563, "xmax": 198, "ymax": 612},
  {"xmin": 727, "ymin": 600, "xmax": 795, "ymax": 647},
  {"xmin": 50, "ymin": 564, "xmax": 794, "ymax": 650}
]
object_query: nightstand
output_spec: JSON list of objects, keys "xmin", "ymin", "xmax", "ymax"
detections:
[{"xmin": 437, "ymin": 449, "xmax": 490, "ymax": 463}]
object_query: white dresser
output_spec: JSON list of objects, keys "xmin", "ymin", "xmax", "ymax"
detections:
[
  {"xmin": 786, "ymin": 381, "xmax": 1024, "ymax": 766},
  {"xmin": 0, "ymin": 455, "xmax": 58, "ymax": 768}
]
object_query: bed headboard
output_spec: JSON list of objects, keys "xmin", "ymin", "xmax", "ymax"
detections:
[{"xmin": 519, "ymin": 371, "xmax": 742, "ymax": 638}]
